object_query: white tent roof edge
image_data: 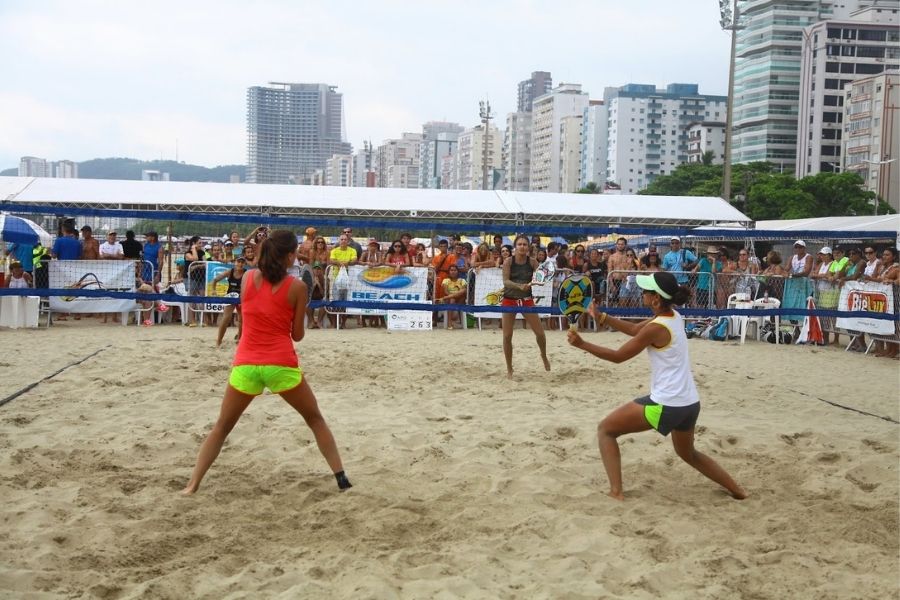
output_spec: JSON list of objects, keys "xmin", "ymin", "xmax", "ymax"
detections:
[{"xmin": 0, "ymin": 176, "xmax": 751, "ymax": 227}]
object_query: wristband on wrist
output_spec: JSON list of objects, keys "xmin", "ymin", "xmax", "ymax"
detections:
[{"xmin": 599, "ymin": 312, "xmax": 608, "ymax": 326}]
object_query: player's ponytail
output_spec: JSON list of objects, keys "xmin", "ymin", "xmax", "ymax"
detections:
[
  {"xmin": 666, "ymin": 285, "xmax": 691, "ymax": 308},
  {"xmin": 256, "ymin": 229, "xmax": 297, "ymax": 284}
]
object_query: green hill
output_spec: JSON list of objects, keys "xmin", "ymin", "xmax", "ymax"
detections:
[{"xmin": 1, "ymin": 158, "xmax": 245, "ymax": 182}]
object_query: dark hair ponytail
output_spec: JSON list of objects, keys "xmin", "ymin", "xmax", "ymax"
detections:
[
  {"xmin": 257, "ymin": 229, "xmax": 297, "ymax": 284},
  {"xmin": 663, "ymin": 285, "xmax": 691, "ymax": 308}
]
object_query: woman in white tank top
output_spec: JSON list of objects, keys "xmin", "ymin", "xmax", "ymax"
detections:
[{"xmin": 567, "ymin": 271, "xmax": 747, "ymax": 502}]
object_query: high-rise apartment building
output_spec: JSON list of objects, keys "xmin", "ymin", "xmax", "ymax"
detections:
[
  {"xmin": 517, "ymin": 71, "xmax": 552, "ymax": 113},
  {"xmin": 605, "ymin": 83, "xmax": 726, "ymax": 194},
  {"xmin": 686, "ymin": 122, "xmax": 727, "ymax": 163},
  {"xmin": 418, "ymin": 121, "xmax": 464, "ymax": 189},
  {"xmin": 530, "ymin": 83, "xmax": 590, "ymax": 192},
  {"xmin": 560, "ymin": 115, "xmax": 584, "ymax": 193},
  {"xmin": 453, "ymin": 124, "xmax": 503, "ymax": 190},
  {"xmin": 376, "ymin": 133, "xmax": 423, "ymax": 188},
  {"xmin": 18, "ymin": 157, "xmax": 50, "ymax": 177},
  {"xmin": 842, "ymin": 69, "xmax": 899, "ymax": 210},
  {"xmin": 502, "ymin": 112, "xmax": 533, "ymax": 191},
  {"xmin": 53, "ymin": 160, "xmax": 78, "ymax": 178},
  {"xmin": 246, "ymin": 82, "xmax": 352, "ymax": 184},
  {"xmin": 797, "ymin": 4, "xmax": 899, "ymax": 177},
  {"xmin": 351, "ymin": 148, "xmax": 374, "ymax": 187},
  {"xmin": 731, "ymin": 0, "xmax": 870, "ymax": 170},
  {"xmin": 580, "ymin": 101, "xmax": 608, "ymax": 189},
  {"xmin": 325, "ymin": 154, "xmax": 353, "ymax": 187}
]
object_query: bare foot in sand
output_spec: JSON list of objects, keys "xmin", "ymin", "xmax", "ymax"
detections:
[
  {"xmin": 608, "ymin": 490, "xmax": 625, "ymax": 501},
  {"xmin": 730, "ymin": 486, "xmax": 749, "ymax": 500},
  {"xmin": 181, "ymin": 481, "xmax": 199, "ymax": 496},
  {"xmin": 507, "ymin": 370, "xmax": 514, "ymax": 380},
  {"xmin": 542, "ymin": 355, "xmax": 551, "ymax": 371}
]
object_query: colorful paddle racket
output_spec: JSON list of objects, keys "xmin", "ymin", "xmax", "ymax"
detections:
[
  {"xmin": 557, "ymin": 274, "xmax": 593, "ymax": 330},
  {"xmin": 531, "ymin": 258, "xmax": 556, "ymax": 285}
]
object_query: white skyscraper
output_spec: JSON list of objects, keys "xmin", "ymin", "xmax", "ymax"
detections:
[
  {"xmin": 325, "ymin": 154, "xmax": 353, "ymax": 187},
  {"xmin": 529, "ymin": 83, "xmax": 590, "ymax": 192},
  {"xmin": 580, "ymin": 101, "xmax": 608, "ymax": 189},
  {"xmin": 453, "ymin": 124, "xmax": 503, "ymax": 190},
  {"xmin": 18, "ymin": 157, "xmax": 50, "ymax": 177},
  {"xmin": 605, "ymin": 83, "xmax": 726, "ymax": 194},
  {"xmin": 796, "ymin": 4, "xmax": 899, "ymax": 177},
  {"xmin": 502, "ymin": 112, "xmax": 533, "ymax": 191},
  {"xmin": 418, "ymin": 121, "xmax": 464, "ymax": 189},
  {"xmin": 559, "ymin": 115, "xmax": 584, "ymax": 193},
  {"xmin": 375, "ymin": 133, "xmax": 423, "ymax": 188}
]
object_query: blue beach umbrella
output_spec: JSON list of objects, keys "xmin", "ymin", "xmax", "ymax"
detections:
[{"xmin": 0, "ymin": 214, "xmax": 52, "ymax": 246}]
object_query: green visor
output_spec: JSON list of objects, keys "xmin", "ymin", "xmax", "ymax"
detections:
[{"xmin": 635, "ymin": 273, "xmax": 672, "ymax": 299}]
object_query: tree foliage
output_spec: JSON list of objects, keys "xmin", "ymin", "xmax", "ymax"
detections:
[
  {"xmin": 639, "ymin": 161, "xmax": 892, "ymax": 220},
  {"xmin": 577, "ymin": 182, "xmax": 601, "ymax": 194}
]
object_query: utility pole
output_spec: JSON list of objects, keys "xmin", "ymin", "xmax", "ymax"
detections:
[
  {"xmin": 479, "ymin": 99, "xmax": 493, "ymax": 190},
  {"xmin": 719, "ymin": 0, "xmax": 743, "ymax": 204}
]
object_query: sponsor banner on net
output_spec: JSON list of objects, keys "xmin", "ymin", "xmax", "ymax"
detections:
[
  {"xmin": 471, "ymin": 267, "xmax": 553, "ymax": 320},
  {"xmin": 835, "ymin": 281, "xmax": 895, "ymax": 335},
  {"xmin": 346, "ymin": 265, "xmax": 429, "ymax": 316}
]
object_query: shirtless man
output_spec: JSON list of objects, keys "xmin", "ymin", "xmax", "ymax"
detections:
[
  {"xmin": 80, "ymin": 226, "xmax": 100, "ymax": 260},
  {"xmin": 298, "ymin": 226, "xmax": 317, "ymax": 264},
  {"xmin": 606, "ymin": 237, "xmax": 633, "ymax": 306}
]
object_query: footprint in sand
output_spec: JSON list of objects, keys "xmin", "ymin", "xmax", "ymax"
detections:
[
  {"xmin": 555, "ymin": 426, "xmax": 577, "ymax": 439},
  {"xmin": 862, "ymin": 438, "xmax": 891, "ymax": 454}
]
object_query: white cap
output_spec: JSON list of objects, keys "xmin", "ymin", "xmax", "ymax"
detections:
[
  {"xmin": 794, "ymin": 240, "xmax": 806, "ymax": 247},
  {"xmin": 819, "ymin": 246, "xmax": 832, "ymax": 255},
  {"xmin": 670, "ymin": 236, "xmax": 681, "ymax": 242}
]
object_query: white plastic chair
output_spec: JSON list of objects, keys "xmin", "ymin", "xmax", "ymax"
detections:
[
  {"xmin": 727, "ymin": 292, "xmax": 751, "ymax": 309},
  {"xmin": 739, "ymin": 297, "xmax": 781, "ymax": 344}
]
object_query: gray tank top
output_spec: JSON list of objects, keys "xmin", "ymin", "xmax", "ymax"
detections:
[{"xmin": 505, "ymin": 258, "xmax": 534, "ymax": 299}]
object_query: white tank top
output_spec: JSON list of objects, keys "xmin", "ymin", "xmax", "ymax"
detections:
[
  {"xmin": 646, "ymin": 311, "xmax": 700, "ymax": 407},
  {"xmin": 791, "ymin": 253, "xmax": 808, "ymax": 274},
  {"xmin": 8, "ymin": 275, "xmax": 29, "ymax": 289},
  {"xmin": 864, "ymin": 259, "xmax": 879, "ymax": 277}
]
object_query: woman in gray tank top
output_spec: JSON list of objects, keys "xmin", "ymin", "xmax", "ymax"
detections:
[{"xmin": 501, "ymin": 235, "xmax": 550, "ymax": 379}]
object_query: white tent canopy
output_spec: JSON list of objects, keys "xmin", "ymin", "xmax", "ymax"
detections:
[
  {"xmin": 755, "ymin": 215, "xmax": 900, "ymax": 234},
  {"xmin": 0, "ymin": 176, "xmax": 751, "ymax": 228}
]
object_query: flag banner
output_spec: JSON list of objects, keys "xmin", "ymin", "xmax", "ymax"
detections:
[{"xmin": 471, "ymin": 267, "xmax": 552, "ymax": 320}]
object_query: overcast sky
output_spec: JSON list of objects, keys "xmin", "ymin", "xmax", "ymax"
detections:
[{"xmin": 0, "ymin": 0, "xmax": 731, "ymax": 170}]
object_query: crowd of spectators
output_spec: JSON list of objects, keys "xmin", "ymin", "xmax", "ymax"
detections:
[{"xmin": 1, "ymin": 223, "xmax": 898, "ymax": 357}]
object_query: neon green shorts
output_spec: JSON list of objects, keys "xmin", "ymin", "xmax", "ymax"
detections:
[{"xmin": 229, "ymin": 365, "xmax": 303, "ymax": 395}]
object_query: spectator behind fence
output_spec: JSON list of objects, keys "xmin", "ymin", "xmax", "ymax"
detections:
[
  {"xmin": 341, "ymin": 226, "xmax": 363, "ymax": 258},
  {"xmin": 400, "ymin": 233, "xmax": 417, "ymax": 263},
  {"xmin": 413, "ymin": 242, "xmax": 427, "ymax": 266},
  {"xmin": 229, "ymin": 230, "xmax": 244, "ymax": 258},
  {"xmin": 662, "ymin": 236, "xmax": 697, "ymax": 284},
  {"xmin": 99, "ymin": 231, "xmax": 124, "ymax": 260},
  {"xmin": 80, "ymin": 226, "xmax": 100, "ymax": 260},
  {"xmin": 784, "ymin": 240, "xmax": 813, "ymax": 323},
  {"xmin": 222, "ymin": 240, "xmax": 236, "ymax": 264},
  {"xmin": 4, "ymin": 261, "xmax": 32, "ymax": 288},
  {"xmin": 471, "ymin": 242, "xmax": 497, "ymax": 269},
  {"xmin": 585, "ymin": 248, "xmax": 608, "ymax": 302},
  {"xmin": 640, "ymin": 248, "xmax": 662, "ymax": 272},
  {"xmin": 620, "ymin": 249, "xmax": 642, "ymax": 304},
  {"xmin": 184, "ymin": 235, "xmax": 207, "ymax": 327},
  {"xmin": 874, "ymin": 247, "xmax": 899, "ymax": 358},
  {"xmin": 810, "ymin": 246, "xmax": 839, "ymax": 345},
  {"xmin": 732, "ymin": 247, "xmax": 759, "ymax": 298},
  {"xmin": 214, "ymin": 257, "xmax": 247, "ymax": 347},
  {"xmin": 693, "ymin": 246, "xmax": 719, "ymax": 309},
  {"xmin": 431, "ymin": 239, "xmax": 456, "ymax": 301},
  {"xmin": 122, "ymin": 230, "xmax": 143, "ymax": 260},
  {"xmin": 536, "ymin": 248, "xmax": 548, "ymax": 264},
  {"xmin": 500, "ymin": 245, "xmax": 513, "ymax": 264},
  {"xmin": 606, "ymin": 237, "xmax": 632, "ymax": 306},
  {"xmin": 862, "ymin": 245, "xmax": 882, "ymax": 281},
  {"xmin": 839, "ymin": 248, "xmax": 864, "ymax": 283},
  {"xmin": 52, "ymin": 223, "xmax": 81, "ymax": 260},
  {"xmin": 455, "ymin": 241, "xmax": 471, "ymax": 273},
  {"xmin": 571, "ymin": 244, "xmax": 587, "ymax": 271},
  {"xmin": 142, "ymin": 231, "xmax": 163, "ymax": 284},
  {"xmin": 385, "ymin": 240, "xmax": 411, "ymax": 268},
  {"xmin": 360, "ymin": 239, "xmax": 381, "ymax": 266},
  {"xmin": 758, "ymin": 250, "xmax": 787, "ymax": 300},
  {"xmin": 438, "ymin": 264, "xmax": 468, "ymax": 329},
  {"xmin": 242, "ymin": 244, "xmax": 258, "ymax": 269},
  {"xmin": 298, "ymin": 227, "xmax": 317, "ymax": 264},
  {"xmin": 490, "ymin": 235, "xmax": 504, "ymax": 259}
]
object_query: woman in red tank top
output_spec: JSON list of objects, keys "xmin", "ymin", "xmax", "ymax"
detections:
[{"xmin": 182, "ymin": 230, "xmax": 351, "ymax": 494}]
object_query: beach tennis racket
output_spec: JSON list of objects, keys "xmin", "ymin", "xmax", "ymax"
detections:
[
  {"xmin": 557, "ymin": 274, "xmax": 593, "ymax": 330},
  {"xmin": 531, "ymin": 258, "xmax": 556, "ymax": 285}
]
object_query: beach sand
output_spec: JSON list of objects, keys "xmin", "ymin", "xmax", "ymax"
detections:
[{"xmin": 0, "ymin": 321, "xmax": 897, "ymax": 599}]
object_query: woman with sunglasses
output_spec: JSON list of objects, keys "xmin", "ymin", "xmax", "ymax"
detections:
[
  {"xmin": 385, "ymin": 239, "xmax": 411, "ymax": 269},
  {"xmin": 308, "ymin": 237, "xmax": 330, "ymax": 328},
  {"xmin": 567, "ymin": 271, "xmax": 747, "ymax": 501}
]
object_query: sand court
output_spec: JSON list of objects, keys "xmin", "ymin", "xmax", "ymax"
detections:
[{"xmin": 0, "ymin": 323, "xmax": 897, "ymax": 598}]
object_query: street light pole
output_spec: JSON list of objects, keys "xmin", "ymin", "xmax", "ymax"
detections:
[
  {"xmin": 719, "ymin": 0, "xmax": 743, "ymax": 204},
  {"xmin": 479, "ymin": 99, "xmax": 493, "ymax": 190},
  {"xmin": 862, "ymin": 158, "xmax": 896, "ymax": 215}
]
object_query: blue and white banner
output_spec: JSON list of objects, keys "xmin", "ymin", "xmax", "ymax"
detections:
[{"xmin": 345, "ymin": 265, "xmax": 430, "ymax": 315}]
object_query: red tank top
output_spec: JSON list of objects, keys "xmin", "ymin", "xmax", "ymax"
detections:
[{"xmin": 232, "ymin": 274, "xmax": 298, "ymax": 367}]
